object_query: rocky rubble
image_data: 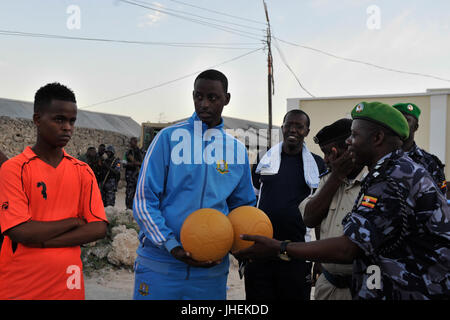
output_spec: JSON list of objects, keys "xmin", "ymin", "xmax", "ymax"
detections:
[
  {"xmin": 108, "ymin": 227, "xmax": 139, "ymax": 267},
  {"xmin": 81, "ymin": 206, "xmax": 140, "ymax": 273}
]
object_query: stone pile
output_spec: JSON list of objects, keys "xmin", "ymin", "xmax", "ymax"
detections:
[{"xmin": 81, "ymin": 206, "xmax": 140, "ymax": 271}]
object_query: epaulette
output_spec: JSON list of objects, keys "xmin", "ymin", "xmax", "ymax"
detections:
[
  {"xmin": 416, "ymin": 147, "xmax": 445, "ymax": 169},
  {"xmin": 428, "ymin": 153, "xmax": 445, "ymax": 169},
  {"xmin": 319, "ymin": 169, "xmax": 330, "ymax": 178}
]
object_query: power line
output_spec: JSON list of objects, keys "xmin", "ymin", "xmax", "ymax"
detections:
[
  {"xmin": 124, "ymin": 0, "xmax": 264, "ymax": 40},
  {"xmin": 119, "ymin": 0, "xmax": 265, "ymax": 41},
  {"xmin": 0, "ymin": 29, "xmax": 261, "ymax": 49},
  {"xmin": 168, "ymin": 0, "xmax": 267, "ymax": 25},
  {"xmin": 80, "ymin": 47, "xmax": 264, "ymax": 109},
  {"xmin": 274, "ymin": 36, "xmax": 450, "ymax": 83},
  {"xmin": 133, "ymin": 0, "xmax": 264, "ymax": 31},
  {"xmin": 272, "ymin": 36, "xmax": 315, "ymax": 97}
]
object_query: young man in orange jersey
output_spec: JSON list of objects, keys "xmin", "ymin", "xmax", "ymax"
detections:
[{"xmin": 0, "ymin": 82, "xmax": 108, "ymax": 300}]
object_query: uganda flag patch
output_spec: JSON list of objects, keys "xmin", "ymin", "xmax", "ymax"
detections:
[
  {"xmin": 441, "ymin": 180, "xmax": 447, "ymax": 190},
  {"xmin": 361, "ymin": 195, "xmax": 378, "ymax": 208}
]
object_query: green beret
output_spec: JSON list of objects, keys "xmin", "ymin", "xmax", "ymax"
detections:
[
  {"xmin": 392, "ymin": 102, "xmax": 421, "ymax": 120},
  {"xmin": 351, "ymin": 101, "xmax": 410, "ymax": 140}
]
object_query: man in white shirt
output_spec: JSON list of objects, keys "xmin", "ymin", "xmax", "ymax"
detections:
[{"xmin": 299, "ymin": 119, "xmax": 366, "ymax": 300}]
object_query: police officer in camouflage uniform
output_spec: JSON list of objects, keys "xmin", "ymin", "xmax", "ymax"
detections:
[
  {"xmin": 124, "ymin": 137, "xmax": 143, "ymax": 210},
  {"xmin": 100, "ymin": 145, "xmax": 121, "ymax": 207},
  {"xmin": 393, "ymin": 102, "xmax": 447, "ymax": 195},
  {"xmin": 234, "ymin": 102, "xmax": 450, "ymax": 300}
]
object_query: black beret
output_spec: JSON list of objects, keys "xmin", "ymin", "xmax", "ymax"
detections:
[{"xmin": 314, "ymin": 118, "xmax": 353, "ymax": 146}]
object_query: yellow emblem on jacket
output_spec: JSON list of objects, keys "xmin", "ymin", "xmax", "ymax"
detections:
[
  {"xmin": 138, "ymin": 282, "xmax": 149, "ymax": 296},
  {"xmin": 216, "ymin": 160, "xmax": 229, "ymax": 174}
]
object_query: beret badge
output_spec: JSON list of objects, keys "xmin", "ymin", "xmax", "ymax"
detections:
[{"xmin": 356, "ymin": 103, "xmax": 364, "ymax": 113}]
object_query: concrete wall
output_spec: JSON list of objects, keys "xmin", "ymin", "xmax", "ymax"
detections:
[
  {"xmin": 447, "ymin": 96, "xmax": 450, "ymax": 179},
  {"xmin": 289, "ymin": 94, "xmax": 450, "ymax": 178}
]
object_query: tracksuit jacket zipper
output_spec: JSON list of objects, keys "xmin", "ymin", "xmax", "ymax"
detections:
[{"xmin": 186, "ymin": 130, "xmax": 210, "ymax": 280}]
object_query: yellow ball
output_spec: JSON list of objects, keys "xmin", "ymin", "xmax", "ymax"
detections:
[
  {"xmin": 180, "ymin": 208, "xmax": 234, "ymax": 262},
  {"xmin": 228, "ymin": 206, "xmax": 273, "ymax": 252}
]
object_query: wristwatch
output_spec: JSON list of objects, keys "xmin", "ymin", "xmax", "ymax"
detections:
[{"xmin": 279, "ymin": 240, "xmax": 291, "ymax": 261}]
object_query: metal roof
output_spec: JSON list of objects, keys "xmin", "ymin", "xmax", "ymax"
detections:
[
  {"xmin": 175, "ymin": 115, "xmax": 282, "ymax": 145},
  {"xmin": 0, "ymin": 97, "xmax": 141, "ymax": 137},
  {"xmin": 175, "ymin": 114, "xmax": 280, "ymax": 132}
]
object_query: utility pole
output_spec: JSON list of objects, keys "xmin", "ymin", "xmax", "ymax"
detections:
[{"xmin": 263, "ymin": 0, "xmax": 274, "ymax": 149}]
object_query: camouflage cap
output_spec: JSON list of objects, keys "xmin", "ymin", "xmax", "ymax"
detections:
[
  {"xmin": 106, "ymin": 145, "xmax": 115, "ymax": 154},
  {"xmin": 392, "ymin": 102, "xmax": 421, "ymax": 120},
  {"xmin": 351, "ymin": 101, "xmax": 410, "ymax": 140}
]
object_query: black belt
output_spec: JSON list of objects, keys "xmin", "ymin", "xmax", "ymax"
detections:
[{"xmin": 322, "ymin": 268, "xmax": 352, "ymax": 289}]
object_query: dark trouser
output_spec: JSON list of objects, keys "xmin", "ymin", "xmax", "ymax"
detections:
[
  {"xmin": 101, "ymin": 179, "xmax": 117, "ymax": 207},
  {"xmin": 125, "ymin": 170, "xmax": 139, "ymax": 209},
  {"xmin": 244, "ymin": 259, "xmax": 311, "ymax": 300}
]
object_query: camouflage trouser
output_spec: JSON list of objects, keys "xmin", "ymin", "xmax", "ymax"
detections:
[
  {"xmin": 101, "ymin": 179, "xmax": 117, "ymax": 207},
  {"xmin": 125, "ymin": 170, "xmax": 139, "ymax": 209}
]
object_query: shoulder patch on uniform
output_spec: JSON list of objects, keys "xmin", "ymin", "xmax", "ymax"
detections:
[{"xmin": 361, "ymin": 195, "xmax": 378, "ymax": 208}]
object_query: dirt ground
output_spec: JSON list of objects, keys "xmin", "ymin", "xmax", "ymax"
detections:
[{"xmin": 84, "ymin": 257, "xmax": 246, "ymax": 300}]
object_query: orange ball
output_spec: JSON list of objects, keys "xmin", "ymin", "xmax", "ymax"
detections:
[
  {"xmin": 180, "ymin": 208, "xmax": 234, "ymax": 262},
  {"xmin": 228, "ymin": 206, "xmax": 273, "ymax": 252}
]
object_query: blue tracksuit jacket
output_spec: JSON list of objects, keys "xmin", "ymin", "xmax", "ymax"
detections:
[{"xmin": 133, "ymin": 112, "xmax": 256, "ymax": 277}]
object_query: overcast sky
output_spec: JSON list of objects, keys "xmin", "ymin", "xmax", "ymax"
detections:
[{"xmin": 1, "ymin": 0, "xmax": 449, "ymax": 126}]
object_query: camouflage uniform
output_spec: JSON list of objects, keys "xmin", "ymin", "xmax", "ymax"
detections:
[
  {"xmin": 343, "ymin": 149, "xmax": 450, "ymax": 300},
  {"xmin": 124, "ymin": 147, "xmax": 143, "ymax": 209},
  {"xmin": 407, "ymin": 143, "xmax": 447, "ymax": 195},
  {"xmin": 100, "ymin": 156, "xmax": 121, "ymax": 207}
]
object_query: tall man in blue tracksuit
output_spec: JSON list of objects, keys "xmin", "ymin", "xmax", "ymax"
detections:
[{"xmin": 132, "ymin": 69, "xmax": 257, "ymax": 300}]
